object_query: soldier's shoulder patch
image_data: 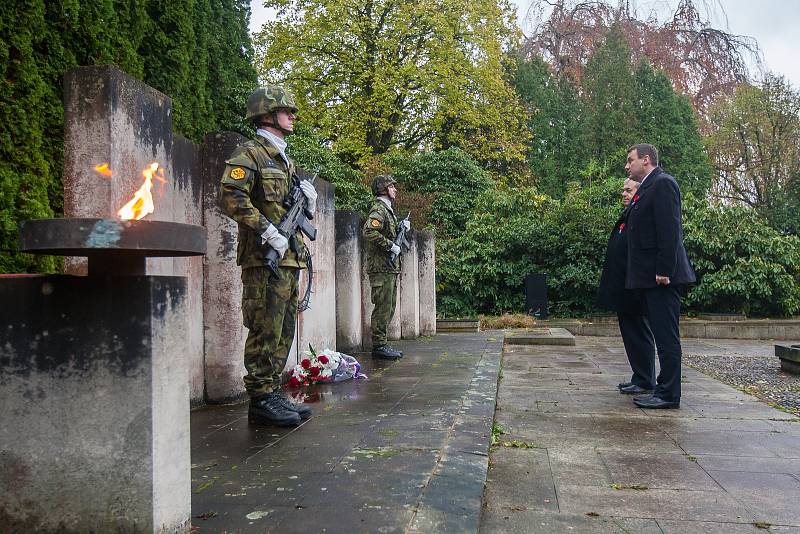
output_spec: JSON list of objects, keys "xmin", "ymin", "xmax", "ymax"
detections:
[
  {"xmin": 230, "ymin": 167, "xmax": 246, "ymax": 180},
  {"xmin": 370, "ymin": 218, "xmax": 382, "ymax": 228}
]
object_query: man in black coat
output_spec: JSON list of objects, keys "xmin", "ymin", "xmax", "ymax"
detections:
[
  {"xmin": 624, "ymin": 144, "xmax": 696, "ymax": 409},
  {"xmin": 597, "ymin": 178, "xmax": 655, "ymax": 395}
]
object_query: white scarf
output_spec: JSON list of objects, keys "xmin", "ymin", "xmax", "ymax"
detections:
[
  {"xmin": 257, "ymin": 128, "xmax": 289, "ymax": 167},
  {"xmin": 378, "ymin": 196, "xmax": 394, "ymax": 213}
]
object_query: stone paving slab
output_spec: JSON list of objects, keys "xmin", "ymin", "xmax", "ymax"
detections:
[
  {"xmin": 482, "ymin": 336, "xmax": 800, "ymax": 533},
  {"xmin": 190, "ymin": 332, "xmax": 502, "ymax": 533},
  {"xmin": 504, "ymin": 327, "xmax": 576, "ymax": 346}
]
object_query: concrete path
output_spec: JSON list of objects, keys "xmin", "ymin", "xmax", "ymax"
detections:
[
  {"xmin": 190, "ymin": 332, "xmax": 501, "ymax": 533},
  {"xmin": 483, "ymin": 336, "xmax": 800, "ymax": 533}
]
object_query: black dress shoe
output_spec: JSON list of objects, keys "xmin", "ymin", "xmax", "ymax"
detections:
[
  {"xmin": 372, "ymin": 345, "xmax": 401, "ymax": 360},
  {"xmin": 618, "ymin": 381, "xmax": 633, "ymax": 390},
  {"xmin": 633, "ymin": 396, "xmax": 680, "ymax": 409},
  {"xmin": 620, "ymin": 384, "xmax": 652, "ymax": 395},
  {"xmin": 249, "ymin": 393, "xmax": 302, "ymax": 426}
]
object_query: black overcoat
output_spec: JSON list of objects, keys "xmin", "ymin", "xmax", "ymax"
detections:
[
  {"xmin": 624, "ymin": 167, "xmax": 696, "ymax": 289},
  {"xmin": 597, "ymin": 207, "xmax": 646, "ymax": 314}
]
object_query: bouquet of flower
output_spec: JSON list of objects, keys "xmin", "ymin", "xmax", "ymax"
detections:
[{"xmin": 288, "ymin": 345, "xmax": 367, "ymax": 387}]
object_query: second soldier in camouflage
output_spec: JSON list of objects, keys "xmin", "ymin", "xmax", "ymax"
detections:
[{"xmin": 363, "ymin": 174, "xmax": 410, "ymax": 360}]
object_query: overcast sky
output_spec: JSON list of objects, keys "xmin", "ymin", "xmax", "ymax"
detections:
[{"xmin": 250, "ymin": 0, "xmax": 800, "ymax": 88}]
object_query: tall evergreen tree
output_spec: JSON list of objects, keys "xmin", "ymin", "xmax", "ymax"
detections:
[
  {"xmin": 632, "ymin": 59, "xmax": 712, "ymax": 195},
  {"xmin": 0, "ymin": 0, "xmax": 257, "ymax": 273},
  {"xmin": 582, "ymin": 25, "xmax": 636, "ymax": 167},
  {"xmin": 513, "ymin": 55, "xmax": 589, "ymax": 197}
]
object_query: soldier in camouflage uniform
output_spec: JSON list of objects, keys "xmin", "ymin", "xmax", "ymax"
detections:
[
  {"xmin": 363, "ymin": 175, "xmax": 411, "ymax": 360},
  {"xmin": 219, "ymin": 85, "xmax": 317, "ymax": 426}
]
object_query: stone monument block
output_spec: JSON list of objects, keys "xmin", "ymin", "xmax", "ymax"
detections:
[
  {"xmin": 418, "ymin": 230, "xmax": 437, "ymax": 336},
  {"xmin": 63, "ymin": 65, "xmax": 174, "ymax": 276},
  {"xmin": 200, "ymin": 131, "xmax": 248, "ymax": 403},
  {"xmin": 360, "ymin": 235, "xmax": 375, "ymax": 348},
  {"xmin": 335, "ymin": 210, "xmax": 363, "ymax": 352},
  {"xmin": 775, "ymin": 344, "xmax": 800, "ymax": 374},
  {"xmin": 297, "ymin": 178, "xmax": 337, "ymax": 363},
  {"xmin": 400, "ymin": 230, "xmax": 420, "ymax": 339},
  {"xmin": 0, "ymin": 275, "xmax": 190, "ymax": 532},
  {"xmin": 173, "ymin": 135, "xmax": 205, "ymax": 403}
]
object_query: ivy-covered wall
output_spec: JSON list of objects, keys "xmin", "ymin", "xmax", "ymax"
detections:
[{"xmin": 0, "ymin": 0, "xmax": 257, "ymax": 273}]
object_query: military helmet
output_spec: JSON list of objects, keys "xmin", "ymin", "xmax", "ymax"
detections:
[
  {"xmin": 245, "ymin": 85, "xmax": 298, "ymax": 121},
  {"xmin": 371, "ymin": 174, "xmax": 397, "ymax": 196}
]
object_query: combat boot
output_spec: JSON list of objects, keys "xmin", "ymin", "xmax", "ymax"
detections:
[
  {"xmin": 385, "ymin": 345, "xmax": 403, "ymax": 357},
  {"xmin": 249, "ymin": 393, "xmax": 301, "ymax": 426},
  {"xmin": 276, "ymin": 394, "xmax": 312, "ymax": 419},
  {"xmin": 372, "ymin": 344, "xmax": 401, "ymax": 360}
]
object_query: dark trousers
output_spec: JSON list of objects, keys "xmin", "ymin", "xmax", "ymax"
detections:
[
  {"xmin": 617, "ymin": 313, "xmax": 655, "ymax": 389},
  {"xmin": 642, "ymin": 285, "xmax": 683, "ymax": 402}
]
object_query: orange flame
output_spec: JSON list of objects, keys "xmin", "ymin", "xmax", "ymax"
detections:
[
  {"xmin": 117, "ymin": 162, "xmax": 166, "ymax": 220},
  {"xmin": 94, "ymin": 163, "xmax": 113, "ymax": 177}
]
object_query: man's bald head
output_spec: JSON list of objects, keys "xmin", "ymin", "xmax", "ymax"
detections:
[{"xmin": 622, "ymin": 178, "xmax": 639, "ymax": 207}]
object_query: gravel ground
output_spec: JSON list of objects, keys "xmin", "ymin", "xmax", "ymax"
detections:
[{"xmin": 684, "ymin": 353, "xmax": 800, "ymax": 414}]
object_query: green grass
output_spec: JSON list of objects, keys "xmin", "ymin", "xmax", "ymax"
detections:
[{"xmin": 491, "ymin": 422, "xmax": 505, "ymax": 446}]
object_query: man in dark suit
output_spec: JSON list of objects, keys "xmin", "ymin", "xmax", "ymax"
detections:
[
  {"xmin": 597, "ymin": 178, "xmax": 655, "ymax": 395},
  {"xmin": 624, "ymin": 144, "xmax": 696, "ymax": 409}
]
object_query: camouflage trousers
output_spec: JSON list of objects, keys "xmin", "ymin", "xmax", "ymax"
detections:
[
  {"xmin": 369, "ymin": 272, "xmax": 398, "ymax": 346},
  {"xmin": 241, "ymin": 266, "xmax": 299, "ymax": 396}
]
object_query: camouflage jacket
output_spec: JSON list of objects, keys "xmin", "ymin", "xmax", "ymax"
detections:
[
  {"xmin": 363, "ymin": 199, "xmax": 400, "ymax": 274},
  {"xmin": 219, "ymin": 135, "xmax": 307, "ymax": 269}
]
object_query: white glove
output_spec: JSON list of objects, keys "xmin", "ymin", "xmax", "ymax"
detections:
[
  {"xmin": 262, "ymin": 224, "xmax": 289, "ymax": 259},
  {"xmin": 401, "ymin": 219, "xmax": 411, "ymax": 231},
  {"xmin": 390, "ymin": 243, "xmax": 401, "ymax": 255},
  {"xmin": 299, "ymin": 180, "xmax": 317, "ymax": 212}
]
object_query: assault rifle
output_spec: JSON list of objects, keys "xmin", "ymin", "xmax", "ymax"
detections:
[
  {"xmin": 387, "ymin": 212, "xmax": 411, "ymax": 269},
  {"xmin": 264, "ymin": 171, "xmax": 317, "ymax": 279}
]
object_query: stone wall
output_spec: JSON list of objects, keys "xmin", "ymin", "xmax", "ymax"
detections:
[{"xmin": 58, "ymin": 64, "xmax": 434, "ymax": 405}]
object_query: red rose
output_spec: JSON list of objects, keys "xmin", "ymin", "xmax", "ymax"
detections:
[
  {"xmin": 618, "ymin": 223, "xmax": 625, "ymax": 232},
  {"xmin": 309, "ymin": 366, "xmax": 320, "ymax": 377},
  {"xmin": 289, "ymin": 376, "xmax": 301, "ymax": 387},
  {"xmin": 301, "ymin": 358, "xmax": 311, "ymax": 369},
  {"xmin": 633, "ymin": 194, "xmax": 640, "ymax": 203},
  {"xmin": 318, "ymin": 355, "xmax": 329, "ymax": 364}
]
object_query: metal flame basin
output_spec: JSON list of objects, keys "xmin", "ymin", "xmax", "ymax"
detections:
[
  {"xmin": 19, "ymin": 218, "xmax": 206, "ymax": 256},
  {"xmin": 19, "ymin": 218, "xmax": 206, "ymax": 276}
]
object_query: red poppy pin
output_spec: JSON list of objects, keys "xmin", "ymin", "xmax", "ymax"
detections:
[{"xmin": 633, "ymin": 194, "xmax": 640, "ymax": 203}]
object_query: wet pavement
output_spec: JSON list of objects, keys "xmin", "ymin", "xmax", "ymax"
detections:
[
  {"xmin": 483, "ymin": 336, "xmax": 800, "ymax": 533},
  {"xmin": 191, "ymin": 333, "xmax": 800, "ymax": 533},
  {"xmin": 190, "ymin": 332, "xmax": 502, "ymax": 533}
]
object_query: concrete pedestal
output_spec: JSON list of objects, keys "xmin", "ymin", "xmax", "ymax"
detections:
[
  {"xmin": 297, "ymin": 178, "xmax": 337, "ymax": 363},
  {"xmin": 418, "ymin": 230, "xmax": 437, "ymax": 336},
  {"xmin": 200, "ymin": 132, "xmax": 249, "ymax": 403},
  {"xmin": 400, "ymin": 230, "xmax": 420, "ymax": 339},
  {"xmin": 335, "ymin": 211, "xmax": 363, "ymax": 352},
  {"xmin": 0, "ymin": 275, "xmax": 190, "ymax": 533},
  {"xmin": 360, "ymin": 238, "xmax": 375, "ymax": 348},
  {"xmin": 775, "ymin": 344, "xmax": 800, "ymax": 374}
]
